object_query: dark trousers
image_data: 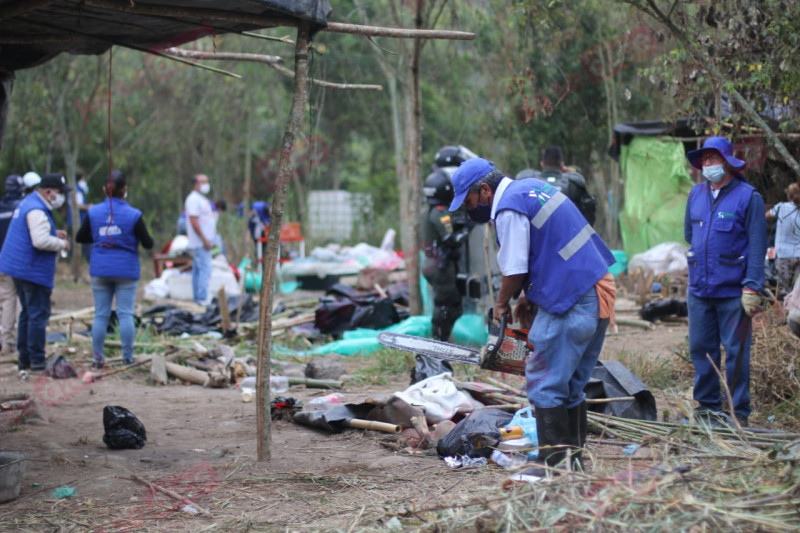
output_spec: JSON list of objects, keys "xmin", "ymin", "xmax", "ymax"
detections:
[{"xmin": 14, "ymin": 278, "xmax": 51, "ymax": 370}]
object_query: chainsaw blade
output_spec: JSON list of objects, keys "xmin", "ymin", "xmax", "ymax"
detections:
[{"xmin": 377, "ymin": 332, "xmax": 483, "ymax": 366}]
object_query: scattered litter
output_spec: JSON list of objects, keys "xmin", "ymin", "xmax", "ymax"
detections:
[
  {"xmin": 443, "ymin": 455, "xmax": 488, "ymax": 469},
  {"xmin": 44, "ymin": 355, "xmax": 77, "ymax": 379},
  {"xmin": 51, "ymin": 486, "xmax": 75, "ymax": 499},
  {"xmin": 623, "ymin": 444, "xmax": 640, "ymax": 455},
  {"xmin": 181, "ymin": 505, "xmax": 199, "ymax": 515}
]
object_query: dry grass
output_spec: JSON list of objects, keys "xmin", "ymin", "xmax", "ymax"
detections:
[{"xmin": 751, "ymin": 304, "xmax": 800, "ymax": 429}]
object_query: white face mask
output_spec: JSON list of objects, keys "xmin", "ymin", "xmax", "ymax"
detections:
[
  {"xmin": 51, "ymin": 192, "xmax": 65, "ymax": 209},
  {"xmin": 199, "ymin": 183, "xmax": 211, "ymax": 195},
  {"xmin": 702, "ymin": 164, "xmax": 726, "ymax": 183}
]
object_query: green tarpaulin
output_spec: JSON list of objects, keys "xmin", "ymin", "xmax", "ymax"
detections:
[{"xmin": 619, "ymin": 136, "xmax": 695, "ymax": 258}]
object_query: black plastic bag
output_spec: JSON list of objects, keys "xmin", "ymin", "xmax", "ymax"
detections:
[
  {"xmin": 410, "ymin": 354, "xmax": 453, "ymax": 384},
  {"xmin": 44, "ymin": 355, "xmax": 77, "ymax": 379},
  {"xmin": 102, "ymin": 405, "xmax": 147, "ymax": 449},
  {"xmin": 639, "ymin": 298, "xmax": 687, "ymax": 322},
  {"xmin": 437, "ymin": 408, "xmax": 513, "ymax": 458}
]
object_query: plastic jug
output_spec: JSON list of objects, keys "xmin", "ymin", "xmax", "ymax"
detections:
[{"xmin": 239, "ymin": 376, "xmax": 289, "ymax": 402}]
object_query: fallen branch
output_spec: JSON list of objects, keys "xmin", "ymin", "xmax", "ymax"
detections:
[
  {"xmin": 128, "ymin": 472, "xmax": 211, "ymax": 517},
  {"xmin": 616, "ymin": 317, "xmax": 656, "ymax": 330},
  {"xmin": 286, "ymin": 377, "xmax": 342, "ymax": 389}
]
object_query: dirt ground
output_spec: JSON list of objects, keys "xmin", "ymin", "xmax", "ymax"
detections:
[{"xmin": 0, "ymin": 276, "xmax": 690, "ymax": 532}]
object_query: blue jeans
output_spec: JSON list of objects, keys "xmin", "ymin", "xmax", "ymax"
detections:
[
  {"xmin": 687, "ymin": 293, "xmax": 751, "ymax": 418},
  {"xmin": 92, "ymin": 277, "xmax": 138, "ymax": 363},
  {"xmin": 14, "ymin": 279, "xmax": 51, "ymax": 370},
  {"xmin": 191, "ymin": 247, "xmax": 212, "ymax": 304},
  {"xmin": 525, "ymin": 287, "xmax": 609, "ymax": 409}
]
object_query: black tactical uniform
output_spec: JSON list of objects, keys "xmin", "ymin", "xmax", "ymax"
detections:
[
  {"xmin": 421, "ymin": 167, "xmax": 469, "ymax": 341},
  {"xmin": 517, "ymin": 167, "xmax": 597, "ymax": 226}
]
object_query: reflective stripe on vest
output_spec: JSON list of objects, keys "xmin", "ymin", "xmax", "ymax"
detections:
[
  {"xmin": 559, "ymin": 224, "xmax": 596, "ymax": 261},
  {"xmin": 531, "ymin": 191, "xmax": 568, "ymax": 229}
]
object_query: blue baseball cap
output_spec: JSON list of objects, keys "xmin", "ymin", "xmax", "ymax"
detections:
[
  {"xmin": 448, "ymin": 157, "xmax": 495, "ymax": 211},
  {"xmin": 686, "ymin": 136, "xmax": 746, "ymax": 170}
]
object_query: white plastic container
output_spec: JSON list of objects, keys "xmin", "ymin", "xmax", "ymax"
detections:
[{"xmin": 239, "ymin": 376, "xmax": 289, "ymax": 402}]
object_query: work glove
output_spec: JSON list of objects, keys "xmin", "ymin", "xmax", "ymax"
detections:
[{"xmin": 741, "ymin": 289, "xmax": 762, "ymax": 317}]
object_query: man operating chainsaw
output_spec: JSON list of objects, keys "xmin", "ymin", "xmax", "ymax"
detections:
[{"xmin": 449, "ymin": 157, "xmax": 616, "ymax": 472}]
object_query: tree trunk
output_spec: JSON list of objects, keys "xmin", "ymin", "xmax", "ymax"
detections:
[
  {"xmin": 402, "ymin": 0, "xmax": 424, "ymax": 316},
  {"xmin": 256, "ymin": 21, "xmax": 312, "ymax": 462}
]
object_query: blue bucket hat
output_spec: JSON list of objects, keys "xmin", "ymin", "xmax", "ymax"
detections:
[
  {"xmin": 686, "ymin": 136, "xmax": 746, "ymax": 170},
  {"xmin": 449, "ymin": 157, "xmax": 495, "ymax": 211}
]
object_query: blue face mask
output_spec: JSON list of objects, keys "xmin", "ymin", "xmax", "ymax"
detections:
[
  {"xmin": 467, "ymin": 202, "xmax": 492, "ymax": 224},
  {"xmin": 702, "ymin": 164, "xmax": 726, "ymax": 183}
]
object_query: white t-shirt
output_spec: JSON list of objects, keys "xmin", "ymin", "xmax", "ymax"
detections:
[
  {"xmin": 490, "ymin": 177, "xmax": 530, "ymax": 276},
  {"xmin": 184, "ymin": 190, "xmax": 217, "ymax": 249}
]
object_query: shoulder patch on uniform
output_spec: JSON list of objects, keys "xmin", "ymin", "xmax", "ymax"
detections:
[{"xmin": 439, "ymin": 215, "xmax": 451, "ymax": 224}]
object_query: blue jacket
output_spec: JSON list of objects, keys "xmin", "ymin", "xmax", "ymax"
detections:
[
  {"xmin": 495, "ymin": 178, "xmax": 615, "ymax": 314},
  {"xmin": 0, "ymin": 193, "xmax": 58, "ymax": 287},
  {"xmin": 88, "ymin": 198, "xmax": 142, "ymax": 279},
  {"xmin": 0, "ymin": 192, "xmax": 23, "ymax": 248},
  {"xmin": 684, "ymin": 178, "xmax": 766, "ymax": 297}
]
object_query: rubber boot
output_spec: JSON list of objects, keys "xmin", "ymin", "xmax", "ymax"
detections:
[
  {"xmin": 567, "ymin": 401, "xmax": 587, "ymax": 471},
  {"xmin": 535, "ymin": 405, "xmax": 571, "ymax": 469}
]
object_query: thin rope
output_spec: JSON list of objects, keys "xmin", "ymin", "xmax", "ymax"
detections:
[{"xmin": 101, "ymin": 47, "xmax": 115, "ymax": 247}]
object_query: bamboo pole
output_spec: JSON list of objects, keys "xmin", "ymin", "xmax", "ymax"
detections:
[
  {"xmin": 255, "ymin": 21, "xmax": 312, "ymax": 462},
  {"xmin": 69, "ymin": 0, "xmax": 474, "ymax": 41},
  {"xmin": 164, "ymin": 48, "xmax": 383, "ymax": 91}
]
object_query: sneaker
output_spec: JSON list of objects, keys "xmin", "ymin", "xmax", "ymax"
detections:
[
  {"xmin": 91, "ymin": 360, "xmax": 105, "ymax": 370},
  {"xmin": 122, "ymin": 359, "xmax": 135, "ymax": 366}
]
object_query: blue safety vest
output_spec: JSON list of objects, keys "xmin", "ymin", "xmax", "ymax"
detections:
[
  {"xmin": 0, "ymin": 193, "xmax": 58, "ymax": 287},
  {"xmin": 495, "ymin": 178, "xmax": 615, "ymax": 314},
  {"xmin": 686, "ymin": 179, "xmax": 755, "ymax": 298},
  {"xmin": 88, "ymin": 198, "xmax": 142, "ymax": 279}
]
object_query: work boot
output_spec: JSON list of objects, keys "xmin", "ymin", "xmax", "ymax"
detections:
[
  {"xmin": 567, "ymin": 401, "xmax": 587, "ymax": 471},
  {"xmin": 535, "ymin": 405, "xmax": 571, "ymax": 468}
]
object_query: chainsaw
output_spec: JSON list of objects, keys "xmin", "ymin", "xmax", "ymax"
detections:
[{"xmin": 377, "ymin": 309, "xmax": 532, "ymax": 376}]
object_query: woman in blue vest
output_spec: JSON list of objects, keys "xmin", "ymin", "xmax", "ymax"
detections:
[{"xmin": 76, "ymin": 171, "xmax": 153, "ymax": 368}]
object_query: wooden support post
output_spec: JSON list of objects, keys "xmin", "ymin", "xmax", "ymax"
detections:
[
  {"xmin": 218, "ymin": 285, "xmax": 232, "ymax": 333},
  {"xmin": 256, "ymin": 21, "xmax": 312, "ymax": 462}
]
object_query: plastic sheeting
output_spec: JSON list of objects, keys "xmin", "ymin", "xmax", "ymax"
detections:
[
  {"xmin": 290, "ymin": 313, "xmax": 489, "ymax": 357},
  {"xmin": 619, "ymin": 136, "xmax": 695, "ymax": 258},
  {"xmin": 394, "ymin": 373, "xmax": 483, "ymax": 424}
]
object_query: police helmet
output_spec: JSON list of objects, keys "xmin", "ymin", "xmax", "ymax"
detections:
[
  {"xmin": 423, "ymin": 168, "xmax": 454, "ymax": 206},
  {"xmin": 434, "ymin": 145, "xmax": 479, "ymax": 168}
]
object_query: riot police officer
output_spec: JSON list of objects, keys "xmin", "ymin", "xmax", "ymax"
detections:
[{"xmin": 517, "ymin": 146, "xmax": 597, "ymax": 226}]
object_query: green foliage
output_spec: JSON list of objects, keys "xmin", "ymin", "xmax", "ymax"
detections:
[
  {"xmin": 0, "ymin": 1, "xmax": 672, "ymax": 250},
  {"xmin": 349, "ymin": 348, "xmax": 414, "ymax": 386}
]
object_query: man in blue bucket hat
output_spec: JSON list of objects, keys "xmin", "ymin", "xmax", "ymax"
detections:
[
  {"xmin": 450, "ymin": 157, "xmax": 617, "ymax": 473},
  {"xmin": 684, "ymin": 136, "xmax": 766, "ymax": 429}
]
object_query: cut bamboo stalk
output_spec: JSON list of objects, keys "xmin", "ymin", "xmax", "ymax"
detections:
[{"xmin": 348, "ymin": 419, "xmax": 400, "ymax": 433}]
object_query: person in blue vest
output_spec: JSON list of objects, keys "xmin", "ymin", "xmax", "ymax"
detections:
[
  {"xmin": 0, "ymin": 173, "xmax": 71, "ymax": 372},
  {"xmin": 0, "ymin": 174, "xmax": 24, "ymax": 355},
  {"xmin": 76, "ymin": 170, "xmax": 154, "ymax": 368},
  {"xmin": 449, "ymin": 158, "xmax": 617, "ymax": 473},
  {"xmin": 684, "ymin": 136, "xmax": 766, "ymax": 428}
]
